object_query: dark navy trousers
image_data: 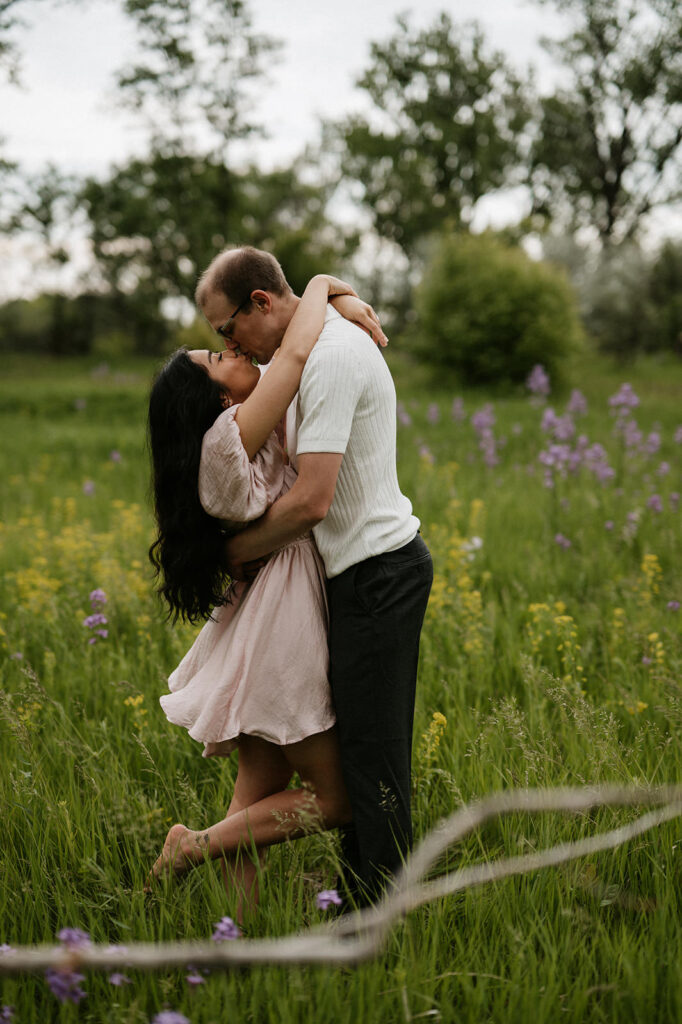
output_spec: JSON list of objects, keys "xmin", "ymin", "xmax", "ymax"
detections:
[{"xmin": 327, "ymin": 533, "xmax": 433, "ymax": 905}]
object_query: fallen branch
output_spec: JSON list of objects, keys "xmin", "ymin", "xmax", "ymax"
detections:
[{"xmin": 2, "ymin": 784, "xmax": 681, "ymax": 974}]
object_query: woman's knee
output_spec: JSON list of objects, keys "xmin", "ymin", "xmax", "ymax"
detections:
[{"xmin": 319, "ymin": 790, "xmax": 353, "ymax": 827}]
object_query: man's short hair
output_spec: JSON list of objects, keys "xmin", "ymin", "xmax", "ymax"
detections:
[{"xmin": 196, "ymin": 246, "xmax": 291, "ymax": 308}]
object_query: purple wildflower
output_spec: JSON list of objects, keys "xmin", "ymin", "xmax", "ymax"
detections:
[
  {"xmin": 109, "ymin": 450, "xmax": 122, "ymax": 462},
  {"xmin": 316, "ymin": 888, "xmax": 343, "ymax": 910},
  {"xmin": 541, "ymin": 407, "xmax": 558, "ymax": 433},
  {"xmin": 675, "ymin": 426, "xmax": 682, "ymax": 444},
  {"xmin": 212, "ymin": 916, "xmax": 241, "ymax": 941},
  {"xmin": 108, "ymin": 973, "xmax": 131, "ymax": 987},
  {"xmin": 96, "ymin": 629, "xmax": 108, "ymax": 639},
  {"xmin": 526, "ymin": 364, "xmax": 550, "ymax": 398},
  {"xmin": 418, "ymin": 444, "xmax": 435, "ymax": 464},
  {"xmin": 647, "ymin": 494, "xmax": 663, "ymax": 513},
  {"xmin": 88, "ymin": 637, "xmax": 98, "ymax": 646},
  {"xmin": 57, "ymin": 928, "xmax": 91, "ymax": 949},
  {"xmin": 605, "ymin": 521, "xmax": 614, "ymax": 531},
  {"xmin": 620, "ymin": 418, "xmax": 643, "ymax": 450},
  {"xmin": 667, "ymin": 601, "xmax": 680, "ymax": 612},
  {"xmin": 45, "ymin": 967, "xmax": 86, "ymax": 1004},
  {"xmin": 479, "ymin": 431, "xmax": 499, "ymax": 468},
  {"xmin": 471, "ymin": 404, "xmax": 495, "ymax": 434},
  {"xmin": 427, "ymin": 402, "xmax": 440, "ymax": 425},
  {"xmin": 642, "ymin": 656, "xmax": 652, "ymax": 666},
  {"xmin": 0, "ymin": 1007, "xmax": 14, "ymax": 1023},
  {"xmin": 538, "ymin": 443, "xmax": 572, "ymax": 483},
  {"xmin": 553, "ymin": 414, "xmax": 576, "ymax": 442},
  {"xmin": 451, "ymin": 396, "xmax": 465, "ymax": 422},
  {"xmin": 609, "ymin": 383, "xmax": 639, "ymax": 412},
  {"xmin": 82, "ymin": 480, "xmax": 96, "ymax": 496},
  {"xmin": 554, "ymin": 533, "xmax": 572, "ymax": 549},
  {"xmin": 584, "ymin": 442, "xmax": 615, "ymax": 484},
  {"xmin": 671, "ymin": 492, "xmax": 680, "ymax": 511},
  {"xmin": 657, "ymin": 461, "xmax": 670, "ymax": 476},
  {"xmin": 151, "ymin": 1014, "xmax": 191, "ymax": 1024},
  {"xmin": 9, "ymin": 652, "xmax": 22, "ymax": 660},
  {"xmin": 89, "ymin": 589, "xmax": 107, "ymax": 607},
  {"xmin": 83, "ymin": 613, "xmax": 108, "ymax": 629},
  {"xmin": 643, "ymin": 431, "xmax": 661, "ymax": 456},
  {"xmin": 185, "ymin": 967, "xmax": 205, "ymax": 986},
  {"xmin": 567, "ymin": 389, "xmax": 587, "ymax": 415},
  {"xmin": 0, "ymin": 945, "xmax": 15, "ymax": 956}
]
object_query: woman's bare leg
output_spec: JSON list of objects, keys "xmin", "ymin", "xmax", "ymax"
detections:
[
  {"xmin": 151, "ymin": 728, "xmax": 351, "ymax": 883},
  {"xmin": 218, "ymin": 737, "xmax": 292, "ymax": 921}
]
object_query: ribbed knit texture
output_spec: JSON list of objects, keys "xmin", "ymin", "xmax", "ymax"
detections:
[{"xmin": 294, "ymin": 306, "xmax": 419, "ymax": 577}]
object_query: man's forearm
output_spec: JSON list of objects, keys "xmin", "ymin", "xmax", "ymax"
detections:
[{"xmin": 227, "ymin": 485, "xmax": 323, "ymax": 565}]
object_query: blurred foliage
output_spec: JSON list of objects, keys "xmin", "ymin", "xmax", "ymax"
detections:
[
  {"xmin": 0, "ymin": 162, "xmax": 80, "ymax": 353},
  {"xmin": 116, "ymin": 0, "xmax": 280, "ymax": 156},
  {"xmin": 335, "ymin": 13, "xmax": 531, "ymax": 256},
  {"xmin": 0, "ymin": 291, "xmax": 164, "ymax": 356},
  {"xmin": 529, "ymin": 0, "xmax": 682, "ymax": 244},
  {"xmin": 582, "ymin": 239, "xmax": 682, "ymax": 359},
  {"xmin": 414, "ymin": 232, "xmax": 583, "ymax": 387},
  {"xmin": 80, "ymin": 152, "xmax": 356, "ymax": 354},
  {"xmin": 1, "ymin": 0, "xmax": 681, "ymax": 366}
]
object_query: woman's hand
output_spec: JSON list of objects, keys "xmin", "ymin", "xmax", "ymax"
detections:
[{"xmin": 330, "ymin": 294, "xmax": 388, "ymax": 347}]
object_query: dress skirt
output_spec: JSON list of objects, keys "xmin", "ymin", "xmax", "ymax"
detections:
[{"xmin": 159, "ymin": 535, "xmax": 335, "ymax": 757}]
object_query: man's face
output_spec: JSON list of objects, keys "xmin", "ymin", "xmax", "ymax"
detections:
[{"xmin": 201, "ymin": 288, "xmax": 280, "ymax": 365}]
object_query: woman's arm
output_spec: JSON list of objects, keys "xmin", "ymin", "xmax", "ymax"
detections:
[{"xmin": 234, "ymin": 276, "xmax": 385, "ymax": 460}]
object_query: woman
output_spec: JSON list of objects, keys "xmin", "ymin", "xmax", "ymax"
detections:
[{"xmin": 146, "ymin": 274, "xmax": 385, "ymax": 917}]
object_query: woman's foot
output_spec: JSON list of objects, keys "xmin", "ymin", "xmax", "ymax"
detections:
[{"xmin": 144, "ymin": 823, "xmax": 208, "ymax": 890}]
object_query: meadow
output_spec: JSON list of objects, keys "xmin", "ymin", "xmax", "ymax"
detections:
[{"xmin": 0, "ymin": 348, "xmax": 681, "ymax": 1023}]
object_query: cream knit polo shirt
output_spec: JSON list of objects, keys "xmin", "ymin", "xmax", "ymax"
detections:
[{"xmin": 293, "ymin": 305, "xmax": 419, "ymax": 578}]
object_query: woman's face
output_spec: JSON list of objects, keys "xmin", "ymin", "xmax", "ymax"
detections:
[{"xmin": 188, "ymin": 349, "xmax": 261, "ymax": 406}]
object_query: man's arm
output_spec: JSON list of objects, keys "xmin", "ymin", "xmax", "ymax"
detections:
[{"xmin": 224, "ymin": 452, "xmax": 343, "ymax": 576}]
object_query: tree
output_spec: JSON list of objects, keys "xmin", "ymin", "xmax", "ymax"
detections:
[
  {"xmin": 81, "ymin": 152, "xmax": 355, "ymax": 353},
  {"xmin": 530, "ymin": 0, "xmax": 682, "ymax": 245},
  {"xmin": 116, "ymin": 0, "xmax": 279, "ymax": 156},
  {"xmin": 0, "ymin": 0, "xmax": 29, "ymax": 85},
  {"xmin": 1, "ymin": 163, "xmax": 81, "ymax": 353},
  {"xmin": 336, "ymin": 13, "xmax": 531, "ymax": 256},
  {"xmin": 647, "ymin": 240, "xmax": 682, "ymax": 354}
]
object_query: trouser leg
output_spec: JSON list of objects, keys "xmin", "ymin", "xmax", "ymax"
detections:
[{"xmin": 328, "ymin": 536, "xmax": 433, "ymax": 904}]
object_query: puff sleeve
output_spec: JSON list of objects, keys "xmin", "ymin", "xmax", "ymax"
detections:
[{"xmin": 198, "ymin": 407, "xmax": 286, "ymax": 525}]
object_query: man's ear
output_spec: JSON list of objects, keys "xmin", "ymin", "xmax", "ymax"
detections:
[{"xmin": 250, "ymin": 289, "xmax": 271, "ymax": 313}]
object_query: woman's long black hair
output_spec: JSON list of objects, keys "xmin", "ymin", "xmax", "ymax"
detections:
[{"xmin": 148, "ymin": 349, "xmax": 231, "ymax": 623}]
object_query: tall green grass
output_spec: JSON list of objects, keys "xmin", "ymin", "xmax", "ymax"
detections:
[{"xmin": 1, "ymin": 352, "xmax": 681, "ymax": 1023}]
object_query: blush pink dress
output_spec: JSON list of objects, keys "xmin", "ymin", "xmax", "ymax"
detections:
[{"xmin": 159, "ymin": 406, "xmax": 334, "ymax": 757}]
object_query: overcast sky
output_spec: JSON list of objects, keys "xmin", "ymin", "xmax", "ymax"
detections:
[{"xmin": 1, "ymin": 0, "xmax": 567, "ymax": 176}]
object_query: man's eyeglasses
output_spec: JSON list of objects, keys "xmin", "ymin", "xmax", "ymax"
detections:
[{"xmin": 216, "ymin": 297, "xmax": 250, "ymax": 339}]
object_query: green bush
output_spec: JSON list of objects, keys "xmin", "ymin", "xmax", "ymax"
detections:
[{"xmin": 414, "ymin": 232, "xmax": 583, "ymax": 387}]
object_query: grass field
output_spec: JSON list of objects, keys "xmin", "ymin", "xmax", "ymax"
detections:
[{"xmin": 1, "ymin": 349, "xmax": 681, "ymax": 1023}]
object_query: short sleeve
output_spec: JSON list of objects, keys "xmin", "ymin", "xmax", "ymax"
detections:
[
  {"xmin": 198, "ymin": 407, "xmax": 285, "ymax": 524},
  {"xmin": 296, "ymin": 344, "xmax": 363, "ymax": 456}
]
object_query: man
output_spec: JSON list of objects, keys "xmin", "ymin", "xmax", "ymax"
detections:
[{"xmin": 196, "ymin": 246, "xmax": 433, "ymax": 905}]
